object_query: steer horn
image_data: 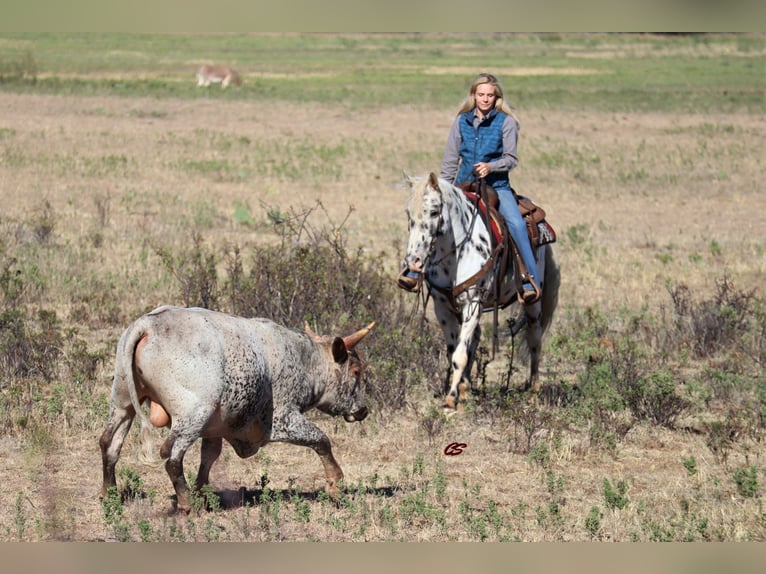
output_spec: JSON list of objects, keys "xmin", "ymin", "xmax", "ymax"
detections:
[
  {"xmin": 304, "ymin": 320, "xmax": 323, "ymax": 343},
  {"xmin": 343, "ymin": 321, "xmax": 376, "ymax": 350},
  {"xmin": 304, "ymin": 320, "xmax": 376, "ymax": 350}
]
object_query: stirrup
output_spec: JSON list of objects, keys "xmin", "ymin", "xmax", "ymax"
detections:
[
  {"xmin": 396, "ymin": 266, "xmax": 423, "ymax": 293},
  {"xmin": 518, "ymin": 276, "xmax": 542, "ymax": 305}
]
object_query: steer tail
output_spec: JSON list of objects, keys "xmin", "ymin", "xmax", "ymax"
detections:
[
  {"xmin": 120, "ymin": 318, "xmax": 165, "ymax": 466},
  {"xmin": 121, "ymin": 321, "xmax": 151, "ymax": 429}
]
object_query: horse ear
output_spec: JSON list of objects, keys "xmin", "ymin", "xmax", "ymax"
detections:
[
  {"xmin": 428, "ymin": 172, "xmax": 440, "ymax": 188},
  {"xmin": 402, "ymin": 171, "xmax": 412, "ymax": 187}
]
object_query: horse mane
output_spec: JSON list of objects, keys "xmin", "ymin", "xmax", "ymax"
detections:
[{"xmin": 405, "ymin": 172, "xmax": 473, "ymax": 217}]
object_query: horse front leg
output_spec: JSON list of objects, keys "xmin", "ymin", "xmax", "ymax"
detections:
[{"xmin": 442, "ymin": 304, "xmax": 481, "ymax": 411}]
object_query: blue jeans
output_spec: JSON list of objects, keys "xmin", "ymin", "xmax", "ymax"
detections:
[{"xmin": 496, "ymin": 188, "xmax": 539, "ymax": 286}]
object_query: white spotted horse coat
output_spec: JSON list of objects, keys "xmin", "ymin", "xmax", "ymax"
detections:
[
  {"xmin": 401, "ymin": 173, "xmax": 559, "ymax": 411},
  {"xmin": 100, "ymin": 305, "xmax": 375, "ymax": 513}
]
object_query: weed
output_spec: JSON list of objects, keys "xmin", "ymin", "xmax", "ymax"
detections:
[
  {"xmin": 13, "ymin": 493, "xmax": 26, "ymax": 540},
  {"xmin": 419, "ymin": 405, "xmax": 447, "ymax": 446},
  {"xmin": 527, "ymin": 443, "xmax": 550, "ymax": 468},
  {"xmin": 292, "ymin": 495, "xmax": 311, "ymax": 523},
  {"xmin": 668, "ymin": 277, "xmax": 756, "ymax": 358},
  {"xmin": 603, "ymin": 478, "xmax": 630, "ymax": 510},
  {"xmin": 733, "ymin": 466, "xmax": 759, "ymax": 498},
  {"xmin": 705, "ymin": 418, "xmax": 738, "ymax": 465},
  {"xmin": 412, "ymin": 453, "xmax": 425, "ymax": 477},
  {"xmin": 117, "ymin": 466, "xmax": 145, "ymax": 501},
  {"xmin": 155, "ymin": 231, "xmax": 218, "ymax": 309},
  {"xmin": 137, "ymin": 519, "xmax": 153, "ymax": 542},
  {"xmin": 31, "ymin": 200, "xmax": 55, "ymax": 244},
  {"xmin": 506, "ymin": 394, "xmax": 556, "ymax": 455},
  {"xmin": 682, "ymin": 455, "xmax": 698, "ymax": 476},
  {"xmin": 233, "ymin": 201, "xmax": 255, "ymax": 227},
  {"xmin": 101, "ymin": 486, "xmax": 130, "ymax": 542},
  {"xmin": 200, "ymin": 484, "xmax": 222, "ymax": 513},
  {"xmin": 620, "ymin": 369, "xmax": 690, "ymax": 428},
  {"xmin": 585, "ymin": 505, "xmax": 603, "ymax": 540},
  {"xmin": 432, "ymin": 463, "xmax": 448, "ymax": 502}
]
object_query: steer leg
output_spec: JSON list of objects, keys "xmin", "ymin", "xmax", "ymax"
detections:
[
  {"xmin": 271, "ymin": 410, "xmax": 344, "ymax": 498},
  {"xmin": 195, "ymin": 437, "xmax": 223, "ymax": 492},
  {"xmin": 160, "ymin": 430, "xmax": 203, "ymax": 514},
  {"xmin": 99, "ymin": 403, "xmax": 135, "ymax": 498}
]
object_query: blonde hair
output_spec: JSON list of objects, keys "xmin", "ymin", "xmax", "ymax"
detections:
[{"xmin": 456, "ymin": 72, "xmax": 519, "ymax": 128}]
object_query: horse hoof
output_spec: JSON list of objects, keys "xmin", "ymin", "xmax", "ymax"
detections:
[{"xmin": 443, "ymin": 394, "xmax": 457, "ymax": 411}]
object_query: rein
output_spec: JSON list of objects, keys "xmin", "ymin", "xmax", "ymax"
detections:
[
  {"xmin": 426, "ymin": 182, "xmax": 503, "ymax": 302},
  {"xmin": 424, "ymin": 179, "xmax": 507, "ymax": 358}
]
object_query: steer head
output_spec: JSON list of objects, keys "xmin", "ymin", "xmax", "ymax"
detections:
[{"xmin": 304, "ymin": 320, "xmax": 376, "ymax": 422}]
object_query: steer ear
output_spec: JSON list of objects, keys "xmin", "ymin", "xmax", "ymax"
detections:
[
  {"xmin": 342, "ymin": 321, "xmax": 376, "ymax": 351},
  {"xmin": 331, "ymin": 337, "xmax": 349, "ymax": 364}
]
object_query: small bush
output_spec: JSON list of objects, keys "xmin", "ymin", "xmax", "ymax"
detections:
[
  {"xmin": 603, "ymin": 478, "xmax": 629, "ymax": 510},
  {"xmin": 668, "ymin": 277, "xmax": 756, "ymax": 358},
  {"xmin": 619, "ymin": 369, "xmax": 690, "ymax": 429},
  {"xmin": 732, "ymin": 466, "xmax": 759, "ymax": 498},
  {"xmin": 682, "ymin": 456, "xmax": 698, "ymax": 476},
  {"xmin": 585, "ymin": 505, "xmax": 603, "ymax": 539},
  {"xmin": 156, "ymin": 231, "xmax": 219, "ymax": 309}
]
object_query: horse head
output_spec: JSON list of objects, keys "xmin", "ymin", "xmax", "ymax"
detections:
[
  {"xmin": 397, "ymin": 173, "xmax": 446, "ymax": 291},
  {"xmin": 398, "ymin": 173, "xmax": 445, "ymax": 290}
]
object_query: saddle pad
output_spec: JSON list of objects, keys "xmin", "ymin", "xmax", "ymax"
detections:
[
  {"xmin": 462, "ymin": 190, "xmax": 505, "ymax": 244},
  {"xmin": 537, "ymin": 221, "xmax": 557, "ymax": 246}
]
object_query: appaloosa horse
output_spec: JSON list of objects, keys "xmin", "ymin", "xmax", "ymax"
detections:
[{"xmin": 398, "ymin": 172, "xmax": 560, "ymax": 411}]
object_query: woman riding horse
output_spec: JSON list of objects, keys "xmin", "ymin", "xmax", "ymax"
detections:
[{"xmin": 440, "ymin": 72, "xmax": 541, "ymax": 304}]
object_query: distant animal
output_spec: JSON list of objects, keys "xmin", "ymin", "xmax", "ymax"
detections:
[
  {"xmin": 196, "ymin": 65, "xmax": 242, "ymax": 88},
  {"xmin": 99, "ymin": 305, "xmax": 375, "ymax": 513},
  {"xmin": 399, "ymin": 173, "xmax": 559, "ymax": 411}
]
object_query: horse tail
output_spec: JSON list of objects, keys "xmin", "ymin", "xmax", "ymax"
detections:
[
  {"xmin": 540, "ymin": 244, "xmax": 560, "ymax": 336},
  {"xmin": 513, "ymin": 243, "xmax": 559, "ymax": 363}
]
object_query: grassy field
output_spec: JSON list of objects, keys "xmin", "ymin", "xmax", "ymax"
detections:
[{"xmin": 0, "ymin": 32, "xmax": 764, "ymax": 542}]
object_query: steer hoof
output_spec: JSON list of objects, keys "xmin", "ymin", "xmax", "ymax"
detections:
[
  {"xmin": 522, "ymin": 377, "xmax": 541, "ymax": 394},
  {"xmin": 325, "ymin": 479, "xmax": 345, "ymax": 506},
  {"xmin": 170, "ymin": 495, "xmax": 193, "ymax": 516}
]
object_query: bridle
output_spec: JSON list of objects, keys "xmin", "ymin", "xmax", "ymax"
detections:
[{"xmin": 399, "ymin": 180, "xmax": 502, "ymax": 312}]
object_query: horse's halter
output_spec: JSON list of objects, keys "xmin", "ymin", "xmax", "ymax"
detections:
[{"xmin": 398, "ymin": 179, "xmax": 480, "ymax": 295}]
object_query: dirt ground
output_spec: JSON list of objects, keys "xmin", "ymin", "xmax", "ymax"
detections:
[{"xmin": 0, "ymin": 91, "xmax": 764, "ymax": 541}]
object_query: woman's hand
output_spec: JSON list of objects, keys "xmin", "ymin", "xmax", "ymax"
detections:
[{"xmin": 473, "ymin": 162, "xmax": 491, "ymax": 178}]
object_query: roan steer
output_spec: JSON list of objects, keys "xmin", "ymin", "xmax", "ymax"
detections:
[{"xmin": 99, "ymin": 305, "xmax": 375, "ymax": 513}]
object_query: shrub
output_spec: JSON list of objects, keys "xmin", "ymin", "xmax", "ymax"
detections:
[
  {"xmin": 619, "ymin": 369, "xmax": 690, "ymax": 428},
  {"xmin": 668, "ymin": 277, "xmax": 756, "ymax": 358},
  {"xmin": 732, "ymin": 466, "xmax": 759, "ymax": 498},
  {"xmin": 585, "ymin": 505, "xmax": 603, "ymax": 539},
  {"xmin": 603, "ymin": 478, "xmax": 629, "ymax": 510}
]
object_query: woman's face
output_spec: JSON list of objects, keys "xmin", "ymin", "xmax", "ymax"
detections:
[{"xmin": 474, "ymin": 83, "xmax": 497, "ymax": 117}]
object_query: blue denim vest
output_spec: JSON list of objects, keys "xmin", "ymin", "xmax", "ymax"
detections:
[{"xmin": 455, "ymin": 109, "xmax": 511, "ymax": 192}]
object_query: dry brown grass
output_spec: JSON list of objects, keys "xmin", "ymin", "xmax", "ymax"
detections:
[{"xmin": 0, "ymin": 89, "xmax": 764, "ymax": 542}]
